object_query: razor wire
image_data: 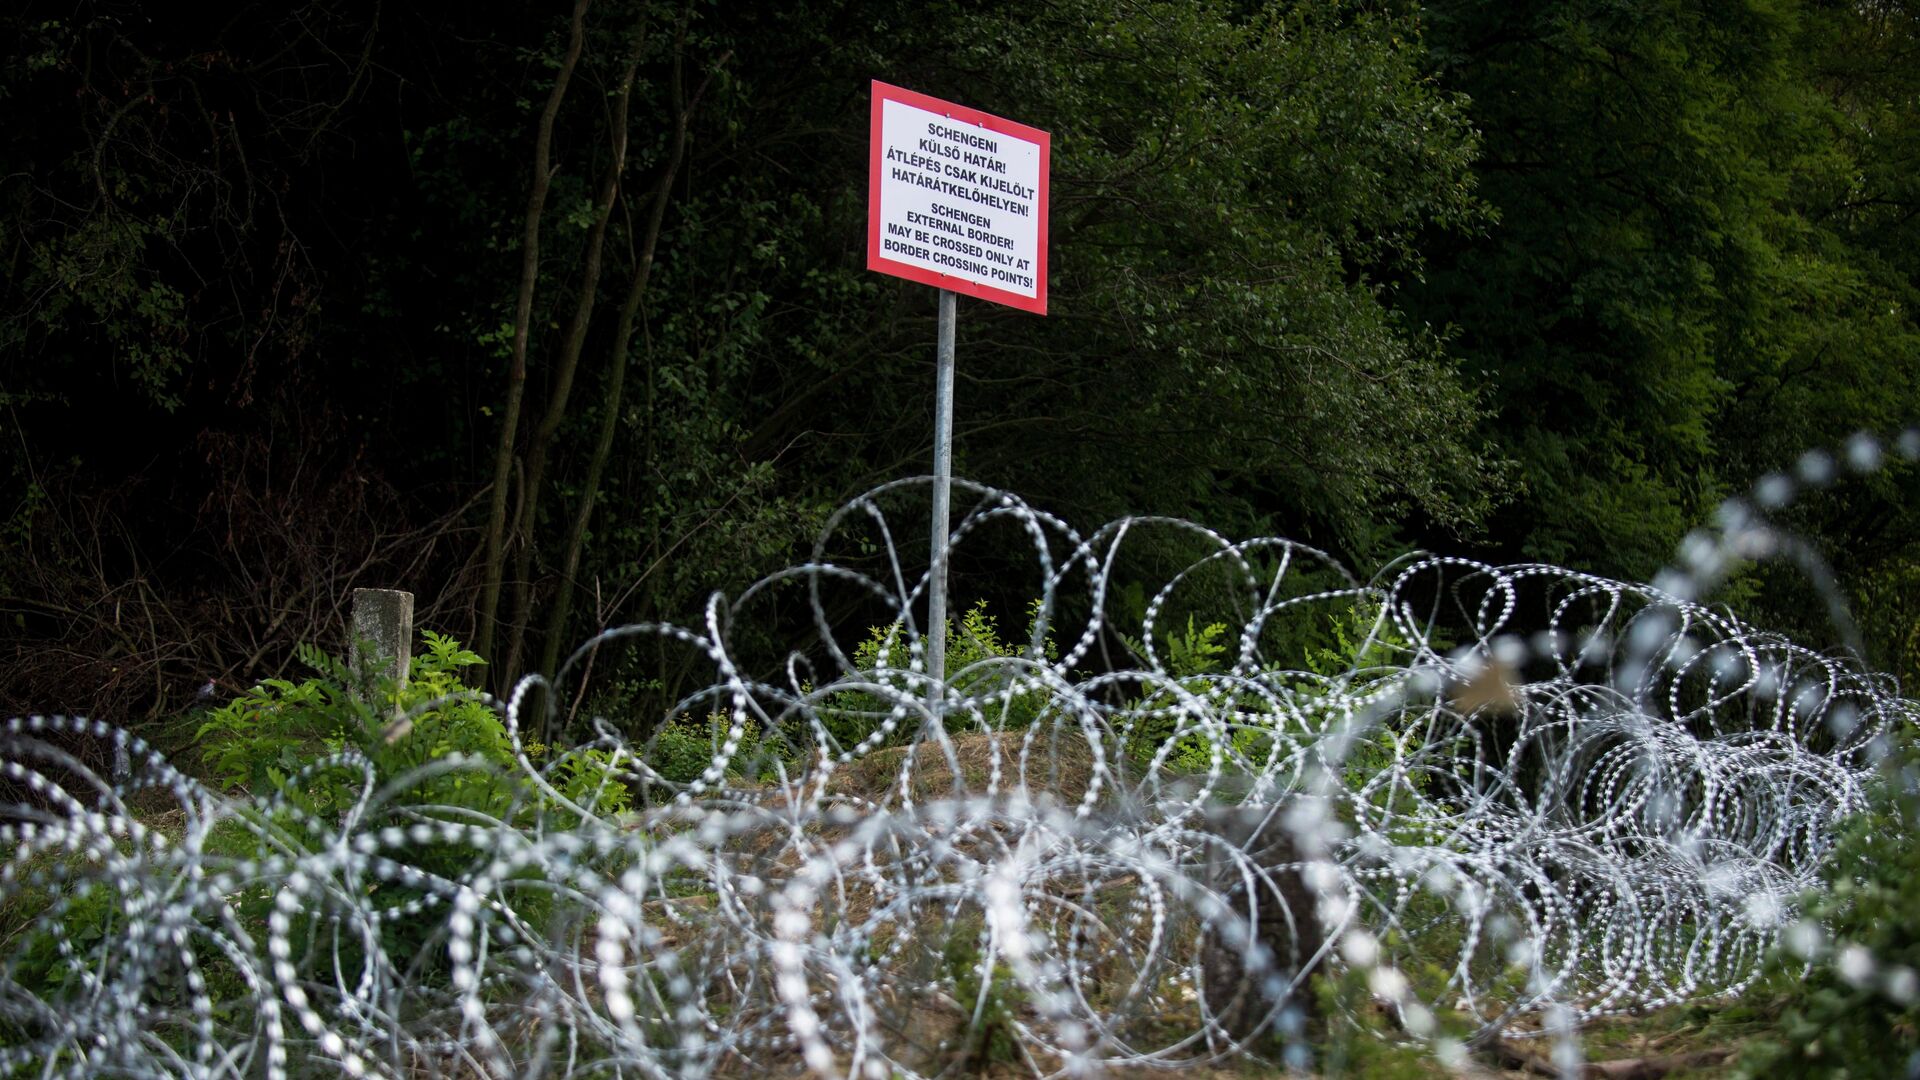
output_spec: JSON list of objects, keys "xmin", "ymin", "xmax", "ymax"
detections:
[{"xmin": 1, "ymin": 429, "xmax": 1916, "ymax": 1078}]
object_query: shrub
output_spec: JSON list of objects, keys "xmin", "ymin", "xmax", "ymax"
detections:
[
  {"xmin": 643, "ymin": 712, "xmax": 762, "ymax": 785},
  {"xmin": 196, "ymin": 631, "xmax": 524, "ymax": 817},
  {"xmin": 196, "ymin": 630, "xmax": 630, "ymax": 821},
  {"xmin": 1737, "ymin": 748, "xmax": 1920, "ymax": 1078},
  {"xmin": 815, "ymin": 599, "xmax": 1059, "ymax": 754},
  {"xmin": 1117, "ymin": 601, "xmax": 1413, "ymax": 775},
  {"xmin": 1115, "ymin": 614, "xmax": 1235, "ymax": 769},
  {"xmin": 183, "ymin": 631, "xmax": 632, "ymax": 988}
]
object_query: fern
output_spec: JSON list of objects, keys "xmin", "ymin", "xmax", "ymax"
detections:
[
  {"xmin": 1120, "ymin": 614, "xmax": 1230, "ymax": 678},
  {"xmin": 195, "ymin": 630, "xmax": 630, "ymax": 821},
  {"xmin": 812, "ymin": 599, "xmax": 1058, "ymax": 753}
]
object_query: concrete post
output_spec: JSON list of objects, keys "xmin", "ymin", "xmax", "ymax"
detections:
[{"xmin": 350, "ymin": 588, "xmax": 414, "ymax": 696}]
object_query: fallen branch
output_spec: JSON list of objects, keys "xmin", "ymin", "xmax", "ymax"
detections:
[{"xmin": 1488, "ymin": 1039, "xmax": 1733, "ymax": 1079}]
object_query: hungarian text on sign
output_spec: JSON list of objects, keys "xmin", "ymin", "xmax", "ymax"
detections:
[{"xmin": 866, "ymin": 81, "xmax": 1049, "ymax": 315}]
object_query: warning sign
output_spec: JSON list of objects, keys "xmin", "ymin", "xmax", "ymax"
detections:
[{"xmin": 867, "ymin": 80, "xmax": 1049, "ymax": 315}]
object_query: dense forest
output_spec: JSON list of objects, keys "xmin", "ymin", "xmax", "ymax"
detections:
[
  {"xmin": 6, "ymin": 4, "xmax": 1920, "ymax": 1074},
  {"xmin": 4, "ymin": 0, "xmax": 1918, "ymax": 738}
]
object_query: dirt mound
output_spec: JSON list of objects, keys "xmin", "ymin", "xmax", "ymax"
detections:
[{"xmin": 825, "ymin": 727, "xmax": 1101, "ymax": 808}]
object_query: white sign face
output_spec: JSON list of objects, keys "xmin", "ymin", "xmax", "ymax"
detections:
[{"xmin": 867, "ymin": 81, "xmax": 1049, "ymax": 314}]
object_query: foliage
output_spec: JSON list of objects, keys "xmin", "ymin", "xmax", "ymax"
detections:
[
  {"xmin": 1856, "ymin": 555, "xmax": 1920, "ymax": 693},
  {"xmin": 0, "ymin": 11, "xmax": 326, "ymax": 417},
  {"xmin": 1, "ymin": 0, "xmax": 1521, "ymax": 727},
  {"xmin": 188, "ymin": 630, "xmax": 630, "ymax": 983},
  {"xmin": 1114, "ymin": 614, "xmax": 1233, "ymax": 768},
  {"xmin": 1303, "ymin": 604, "xmax": 1423, "ymax": 792},
  {"xmin": 1412, "ymin": 0, "xmax": 1920, "ymax": 580},
  {"xmin": 196, "ymin": 631, "xmax": 523, "ymax": 815},
  {"xmin": 814, "ymin": 599, "xmax": 1060, "ymax": 755},
  {"xmin": 942, "ymin": 922, "xmax": 1025, "ymax": 1071},
  {"xmin": 196, "ymin": 630, "xmax": 630, "ymax": 825},
  {"xmin": 938, "ymin": 0, "xmax": 1507, "ymax": 541},
  {"xmin": 550, "ymin": 746, "xmax": 634, "ymax": 817},
  {"xmin": 1311, "ymin": 968, "xmax": 1468, "ymax": 1080},
  {"xmin": 1737, "ymin": 752, "xmax": 1920, "ymax": 1077},
  {"xmin": 1131, "ymin": 614, "xmax": 1233, "ymax": 682},
  {"xmin": 1118, "ymin": 601, "xmax": 1413, "ymax": 775},
  {"xmin": 4, "ymin": 3, "xmax": 1920, "ymax": 1071},
  {"xmin": 0, "ymin": 0, "xmax": 1915, "ymax": 895},
  {"xmin": 6, "ymin": 865, "xmax": 117, "ymax": 1000},
  {"xmin": 644, "ymin": 712, "xmax": 760, "ymax": 786}
]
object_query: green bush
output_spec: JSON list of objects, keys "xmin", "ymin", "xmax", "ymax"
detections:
[
  {"xmin": 196, "ymin": 630, "xmax": 629, "ymax": 822},
  {"xmin": 942, "ymin": 919, "xmax": 1025, "ymax": 1071},
  {"xmin": 6, "ymin": 868, "xmax": 115, "ymax": 999},
  {"xmin": 1737, "ymin": 748, "xmax": 1920, "ymax": 1078},
  {"xmin": 1115, "ymin": 613, "xmax": 1236, "ymax": 769},
  {"xmin": 815, "ymin": 599, "xmax": 1060, "ymax": 754},
  {"xmin": 1117, "ymin": 601, "xmax": 1414, "ymax": 776},
  {"xmin": 183, "ymin": 631, "xmax": 633, "ymax": 988},
  {"xmin": 197, "ymin": 631, "xmax": 525, "ymax": 817},
  {"xmin": 643, "ymin": 712, "xmax": 762, "ymax": 785},
  {"xmin": 549, "ymin": 746, "xmax": 634, "ymax": 819}
]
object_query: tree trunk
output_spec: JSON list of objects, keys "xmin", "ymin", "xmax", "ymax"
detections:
[
  {"xmin": 475, "ymin": 0, "xmax": 590, "ymax": 671},
  {"xmin": 499, "ymin": 29, "xmax": 647, "ymax": 692},
  {"xmin": 532, "ymin": 37, "xmax": 727, "ymax": 732}
]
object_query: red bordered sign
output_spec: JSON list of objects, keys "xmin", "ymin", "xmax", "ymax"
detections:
[{"xmin": 867, "ymin": 80, "xmax": 1049, "ymax": 315}]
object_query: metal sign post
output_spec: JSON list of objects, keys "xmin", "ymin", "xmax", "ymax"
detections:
[
  {"xmin": 864, "ymin": 80, "xmax": 1049, "ymax": 707},
  {"xmin": 927, "ymin": 288, "xmax": 957, "ymax": 698}
]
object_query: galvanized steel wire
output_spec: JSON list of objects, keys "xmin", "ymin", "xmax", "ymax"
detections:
[{"xmin": 2, "ymin": 431, "xmax": 1916, "ymax": 1077}]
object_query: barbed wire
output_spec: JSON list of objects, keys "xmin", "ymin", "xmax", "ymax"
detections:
[{"xmin": 2, "ymin": 430, "xmax": 1916, "ymax": 1077}]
